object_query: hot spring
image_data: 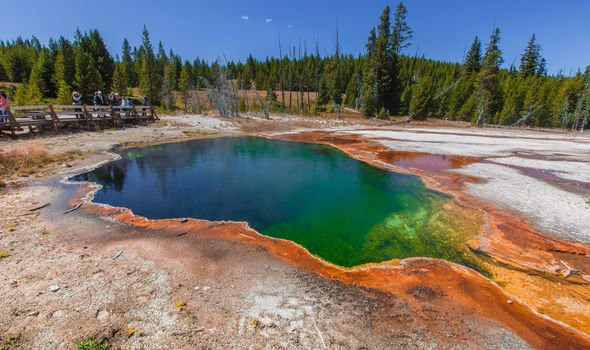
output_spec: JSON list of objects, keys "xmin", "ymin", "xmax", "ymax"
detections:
[{"xmin": 73, "ymin": 136, "xmax": 482, "ymax": 269}]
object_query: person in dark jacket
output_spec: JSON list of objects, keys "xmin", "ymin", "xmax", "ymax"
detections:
[
  {"xmin": 93, "ymin": 91, "xmax": 104, "ymax": 105},
  {"xmin": 93, "ymin": 91, "xmax": 104, "ymax": 118}
]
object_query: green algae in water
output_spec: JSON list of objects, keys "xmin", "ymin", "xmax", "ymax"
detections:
[{"xmin": 73, "ymin": 136, "xmax": 483, "ymax": 270}]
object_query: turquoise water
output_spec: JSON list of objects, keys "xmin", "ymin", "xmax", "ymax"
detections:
[{"xmin": 74, "ymin": 136, "xmax": 479, "ymax": 268}]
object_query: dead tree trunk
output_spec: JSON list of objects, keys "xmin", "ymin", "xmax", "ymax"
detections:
[
  {"xmin": 254, "ymin": 88, "xmax": 270, "ymax": 120},
  {"xmin": 191, "ymin": 90, "xmax": 201, "ymax": 114},
  {"xmin": 315, "ymin": 41, "xmax": 320, "ymax": 114},
  {"xmin": 278, "ymin": 35, "xmax": 286, "ymax": 112},
  {"xmin": 288, "ymin": 61, "xmax": 293, "ymax": 113},
  {"xmin": 476, "ymin": 98, "xmax": 486, "ymax": 126},
  {"xmin": 510, "ymin": 107, "xmax": 537, "ymax": 128}
]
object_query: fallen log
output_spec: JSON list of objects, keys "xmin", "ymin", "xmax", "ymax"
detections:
[
  {"xmin": 63, "ymin": 203, "xmax": 82, "ymax": 215},
  {"xmin": 29, "ymin": 203, "xmax": 50, "ymax": 211}
]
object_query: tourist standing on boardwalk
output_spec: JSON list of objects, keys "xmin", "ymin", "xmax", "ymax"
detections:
[
  {"xmin": 72, "ymin": 91, "xmax": 82, "ymax": 105},
  {"xmin": 93, "ymin": 91, "xmax": 104, "ymax": 118},
  {"xmin": 93, "ymin": 91, "xmax": 104, "ymax": 106},
  {"xmin": 72, "ymin": 91, "xmax": 82, "ymax": 118},
  {"xmin": 0, "ymin": 90, "xmax": 10, "ymax": 125}
]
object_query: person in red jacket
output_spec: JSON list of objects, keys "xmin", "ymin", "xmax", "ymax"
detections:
[{"xmin": 0, "ymin": 90, "xmax": 10, "ymax": 125}]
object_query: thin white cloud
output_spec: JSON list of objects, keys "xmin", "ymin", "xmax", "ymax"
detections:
[
  {"xmin": 288, "ymin": 24, "xmax": 294, "ymax": 28},
  {"xmin": 265, "ymin": 18, "xmax": 273, "ymax": 23},
  {"xmin": 241, "ymin": 15, "xmax": 249, "ymax": 21}
]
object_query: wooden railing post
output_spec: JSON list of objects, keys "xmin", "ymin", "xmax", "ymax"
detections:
[
  {"xmin": 6, "ymin": 106, "xmax": 18, "ymax": 137},
  {"xmin": 110, "ymin": 105, "xmax": 121, "ymax": 128},
  {"xmin": 48, "ymin": 104, "xmax": 61, "ymax": 133},
  {"xmin": 82, "ymin": 105, "xmax": 93, "ymax": 130},
  {"xmin": 132, "ymin": 105, "xmax": 141, "ymax": 124},
  {"xmin": 150, "ymin": 105, "xmax": 159, "ymax": 121}
]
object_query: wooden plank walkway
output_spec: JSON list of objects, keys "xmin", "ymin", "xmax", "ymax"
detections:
[{"xmin": 0, "ymin": 104, "xmax": 159, "ymax": 137}]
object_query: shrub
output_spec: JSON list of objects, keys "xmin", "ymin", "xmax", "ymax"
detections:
[
  {"xmin": 377, "ymin": 107, "xmax": 390, "ymax": 120},
  {"xmin": 76, "ymin": 337, "xmax": 109, "ymax": 350}
]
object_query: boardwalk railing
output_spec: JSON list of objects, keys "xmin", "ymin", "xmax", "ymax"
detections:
[{"xmin": 0, "ymin": 104, "xmax": 159, "ymax": 136}]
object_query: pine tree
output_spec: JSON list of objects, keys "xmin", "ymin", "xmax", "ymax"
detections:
[
  {"xmin": 344, "ymin": 71, "xmax": 361, "ymax": 108},
  {"xmin": 475, "ymin": 27, "xmax": 504, "ymax": 124},
  {"xmin": 121, "ymin": 39, "xmax": 136, "ymax": 87},
  {"xmin": 14, "ymin": 83, "xmax": 29, "ymax": 106},
  {"xmin": 520, "ymin": 34, "xmax": 540, "ymax": 78},
  {"xmin": 391, "ymin": 2, "xmax": 413, "ymax": 55},
  {"xmin": 53, "ymin": 51, "xmax": 67, "ymax": 86},
  {"xmin": 537, "ymin": 57, "xmax": 547, "ymax": 77},
  {"xmin": 139, "ymin": 26, "xmax": 161, "ymax": 105},
  {"xmin": 56, "ymin": 79, "xmax": 72, "ymax": 105},
  {"xmin": 317, "ymin": 74, "xmax": 330, "ymax": 108},
  {"xmin": 464, "ymin": 36, "xmax": 482, "ymax": 73},
  {"xmin": 161, "ymin": 65, "xmax": 175, "ymax": 110},
  {"xmin": 409, "ymin": 76, "xmax": 433, "ymax": 119},
  {"xmin": 74, "ymin": 50, "xmax": 103, "ymax": 102},
  {"xmin": 0, "ymin": 61, "xmax": 6, "ymax": 82},
  {"xmin": 390, "ymin": 2, "xmax": 413, "ymax": 113},
  {"xmin": 26, "ymin": 73, "xmax": 44, "ymax": 104},
  {"xmin": 53, "ymin": 37, "xmax": 75, "ymax": 88},
  {"xmin": 84, "ymin": 29, "xmax": 115, "ymax": 91},
  {"xmin": 361, "ymin": 6, "xmax": 395, "ymax": 117},
  {"xmin": 498, "ymin": 74, "xmax": 525, "ymax": 125},
  {"xmin": 366, "ymin": 28, "xmax": 377, "ymax": 56},
  {"xmin": 361, "ymin": 28, "xmax": 378, "ymax": 117},
  {"xmin": 375, "ymin": 5, "xmax": 393, "ymax": 111},
  {"xmin": 29, "ymin": 50, "xmax": 54, "ymax": 98},
  {"xmin": 112, "ymin": 63, "xmax": 129, "ymax": 95},
  {"xmin": 178, "ymin": 66, "xmax": 191, "ymax": 112}
]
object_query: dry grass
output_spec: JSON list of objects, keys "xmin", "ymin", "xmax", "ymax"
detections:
[
  {"xmin": 0, "ymin": 141, "xmax": 83, "ymax": 182},
  {"xmin": 125, "ymin": 327, "xmax": 136, "ymax": 338}
]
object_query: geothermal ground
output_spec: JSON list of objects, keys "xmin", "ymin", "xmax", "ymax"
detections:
[{"xmin": 0, "ymin": 114, "xmax": 589, "ymax": 349}]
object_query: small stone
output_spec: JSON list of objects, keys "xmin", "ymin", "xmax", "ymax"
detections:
[
  {"xmin": 97, "ymin": 310, "xmax": 110, "ymax": 322},
  {"xmin": 49, "ymin": 285, "xmax": 60, "ymax": 292},
  {"xmin": 194, "ymin": 286, "xmax": 200, "ymax": 290},
  {"xmin": 28, "ymin": 311, "xmax": 39, "ymax": 317},
  {"xmin": 507, "ymin": 299, "xmax": 513, "ymax": 304},
  {"xmin": 203, "ymin": 286, "xmax": 211, "ymax": 291}
]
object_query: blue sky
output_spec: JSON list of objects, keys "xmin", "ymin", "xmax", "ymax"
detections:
[{"xmin": 2, "ymin": 0, "xmax": 589, "ymax": 74}]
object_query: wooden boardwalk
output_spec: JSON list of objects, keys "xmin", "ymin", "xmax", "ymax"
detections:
[{"xmin": 0, "ymin": 104, "xmax": 159, "ymax": 136}]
